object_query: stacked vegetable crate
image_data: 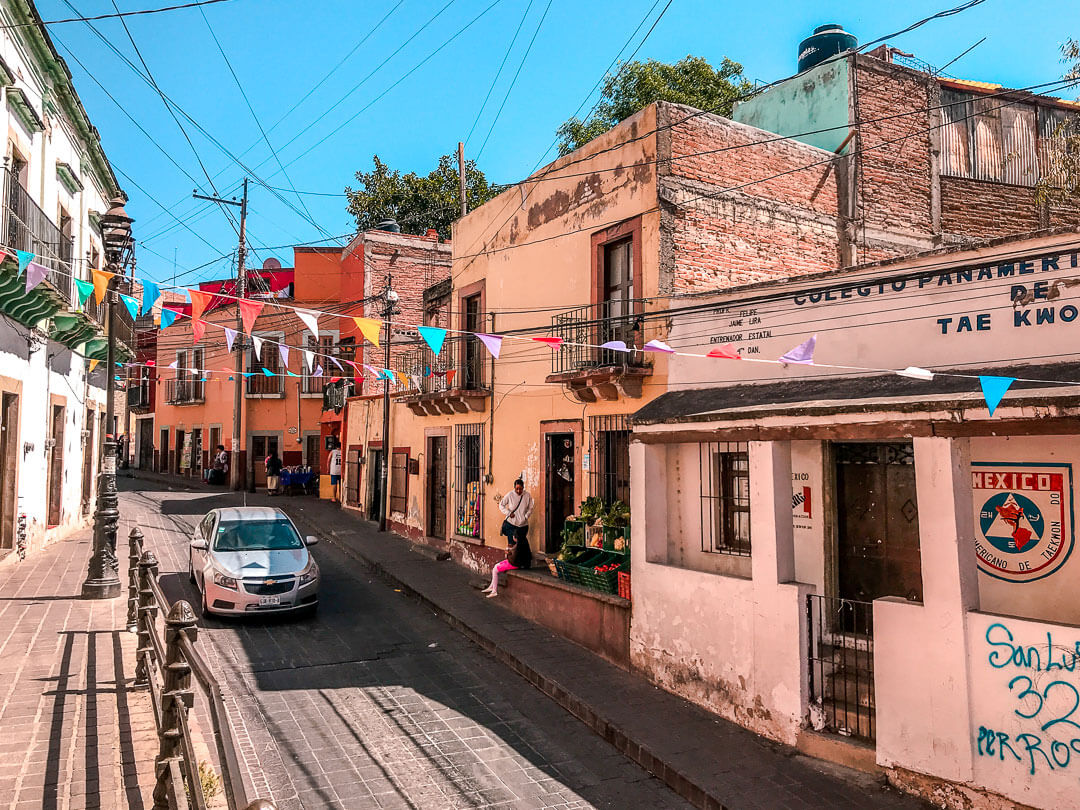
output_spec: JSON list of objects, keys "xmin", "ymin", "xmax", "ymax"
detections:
[{"xmin": 554, "ymin": 547, "xmax": 628, "ymax": 594}]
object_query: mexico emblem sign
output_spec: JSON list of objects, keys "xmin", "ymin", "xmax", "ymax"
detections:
[{"xmin": 972, "ymin": 463, "xmax": 1074, "ymax": 583}]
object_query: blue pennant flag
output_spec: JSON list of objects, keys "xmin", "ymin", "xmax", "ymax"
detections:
[
  {"xmin": 979, "ymin": 376, "xmax": 1016, "ymax": 417},
  {"xmin": 261, "ymin": 368, "xmax": 275, "ymax": 377},
  {"xmin": 16, "ymin": 250, "xmax": 33, "ymax": 275},
  {"xmin": 119, "ymin": 294, "xmax": 139, "ymax": 320},
  {"xmin": 141, "ymin": 280, "xmax": 160, "ymax": 315},
  {"xmin": 159, "ymin": 308, "xmax": 179, "ymax": 330},
  {"xmin": 242, "ymin": 372, "xmax": 255, "ymax": 378},
  {"xmin": 418, "ymin": 326, "xmax": 447, "ymax": 355}
]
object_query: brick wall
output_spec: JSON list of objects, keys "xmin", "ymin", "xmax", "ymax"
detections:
[
  {"xmin": 360, "ymin": 229, "xmax": 452, "ymax": 395},
  {"xmin": 942, "ymin": 177, "xmax": 1080, "ymax": 240},
  {"xmin": 659, "ymin": 101, "xmax": 844, "ymax": 294}
]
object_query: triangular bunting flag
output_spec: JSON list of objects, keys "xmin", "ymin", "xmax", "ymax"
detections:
[
  {"xmin": 192, "ymin": 319, "xmax": 206, "ymax": 344},
  {"xmin": 779, "ymin": 335, "xmax": 816, "ymax": 366},
  {"xmin": 382, "ymin": 368, "xmax": 395, "ymax": 381},
  {"xmin": 242, "ymin": 372, "xmax": 255, "ymax": 378},
  {"xmin": 476, "ymin": 333, "xmax": 503, "ymax": 359},
  {"xmin": 363, "ymin": 364, "xmax": 381, "ymax": 377},
  {"xmin": 303, "ymin": 350, "xmax": 314, "ymax": 372},
  {"xmin": 424, "ymin": 366, "xmax": 431, "ymax": 377},
  {"xmin": 92, "ymin": 268, "xmax": 114, "ymax": 304},
  {"xmin": 239, "ymin": 299, "xmax": 263, "ymax": 334},
  {"xmin": 643, "ymin": 339, "xmax": 674, "ymax": 353},
  {"xmin": 897, "ymin": 366, "xmax": 934, "ymax": 381},
  {"xmin": 188, "ymin": 289, "xmax": 212, "ymax": 322},
  {"xmin": 330, "ymin": 356, "xmax": 343, "ymax": 371},
  {"xmin": 168, "ymin": 361, "xmax": 178, "ymax": 369},
  {"xmin": 261, "ymin": 367, "xmax": 275, "ymax": 377},
  {"xmin": 278, "ymin": 344, "xmax": 290, "ymax": 368},
  {"xmin": 418, "ymin": 326, "xmax": 447, "ymax": 355},
  {"xmin": 159, "ymin": 308, "xmax": 179, "ymax": 330},
  {"xmin": 224, "ymin": 327, "xmax": 237, "ymax": 353},
  {"xmin": 24, "ymin": 262, "xmax": 48, "ymax": 293},
  {"xmin": 75, "ymin": 279, "xmax": 94, "ymax": 307},
  {"xmin": 331, "ymin": 376, "xmax": 341, "ymax": 383},
  {"xmin": 252, "ymin": 335, "xmax": 264, "ymax": 359},
  {"xmin": 119, "ymin": 293, "xmax": 140, "ymax": 320},
  {"xmin": 446, "ymin": 369, "xmax": 457, "ymax": 387},
  {"xmin": 354, "ymin": 317, "xmax": 382, "ymax": 347},
  {"xmin": 600, "ymin": 340, "xmax": 629, "ymax": 352},
  {"xmin": 88, "ymin": 359, "xmax": 99, "ymax": 373},
  {"xmin": 532, "ymin": 336, "xmax": 563, "ymax": 348},
  {"xmin": 295, "ymin": 308, "xmax": 319, "ymax": 336},
  {"xmin": 141, "ymin": 280, "xmax": 160, "ymax": 315},
  {"xmin": 16, "ymin": 250, "xmax": 33, "ymax": 275},
  {"xmin": 286, "ymin": 369, "xmax": 300, "ymax": 377},
  {"xmin": 707, "ymin": 344, "xmax": 742, "ymax": 360},
  {"xmin": 979, "ymin": 376, "xmax": 1016, "ymax": 417},
  {"xmin": 314, "ymin": 365, "xmax": 323, "ymax": 377}
]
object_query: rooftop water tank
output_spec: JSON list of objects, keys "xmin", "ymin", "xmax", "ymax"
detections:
[
  {"xmin": 798, "ymin": 24, "xmax": 857, "ymax": 73},
  {"xmin": 375, "ymin": 218, "xmax": 401, "ymax": 233}
]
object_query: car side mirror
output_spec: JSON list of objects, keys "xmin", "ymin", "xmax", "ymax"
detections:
[
  {"xmin": 191, "ymin": 538, "xmax": 208, "ymax": 551},
  {"xmin": 304, "ymin": 535, "xmax": 319, "ymax": 546}
]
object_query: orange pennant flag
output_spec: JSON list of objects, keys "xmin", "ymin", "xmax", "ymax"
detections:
[
  {"xmin": 188, "ymin": 289, "xmax": 213, "ymax": 322},
  {"xmin": 396, "ymin": 371, "xmax": 409, "ymax": 387},
  {"xmin": 353, "ymin": 317, "xmax": 382, "ymax": 348},
  {"xmin": 89, "ymin": 359, "xmax": 100, "ymax": 373},
  {"xmin": 239, "ymin": 298, "xmax": 263, "ymax": 335},
  {"xmin": 92, "ymin": 268, "xmax": 114, "ymax": 305}
]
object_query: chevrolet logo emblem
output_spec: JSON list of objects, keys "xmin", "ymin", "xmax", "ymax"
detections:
[{"xmin": 264, "ymin": 579, "xmax": 276, "ymax": 586}]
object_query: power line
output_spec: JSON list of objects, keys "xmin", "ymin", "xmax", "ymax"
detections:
[
  {"xmin": 465, "ymin": 0, "xmax": 536, "ymax": 146},
  {"xmin": 4, "ymin": 0, "xmax": 237, "ymax": 28}
]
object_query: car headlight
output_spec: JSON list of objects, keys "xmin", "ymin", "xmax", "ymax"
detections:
[
  {"xmin": 213, "ymin": 571, "xmax": 238, "ymax": 590},
  {"xmin": 298, "ymin": 562, "xmax": 319, "ymax": 587}
]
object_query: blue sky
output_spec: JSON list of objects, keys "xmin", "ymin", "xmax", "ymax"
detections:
[{"xmin": 38, "ymin": 0, "xmax": 1078, "ymax": 287}]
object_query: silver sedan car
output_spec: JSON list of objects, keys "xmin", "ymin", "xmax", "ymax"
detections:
[{"xmin": 189, "ymin": 506, "xmax": 320, "ymax": 617}]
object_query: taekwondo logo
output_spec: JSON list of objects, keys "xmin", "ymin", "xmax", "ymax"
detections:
[{"xmin": 972, "ymin": 465, "xmax": 1074, "ymax": 583}]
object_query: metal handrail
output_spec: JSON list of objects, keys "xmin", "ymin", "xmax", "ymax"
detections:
[{"xmin": 128, "ymin": 528, "xmax": 275, "ymax": 810}]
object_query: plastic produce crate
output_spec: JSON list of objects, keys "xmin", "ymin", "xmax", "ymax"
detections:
[
  {"xmin": 617, "ymin": 571, "xmax": 631, "ymax": 600},
  {"xmin": 555, "ymin": 546, "xmax": 628, "ymax": 594}
]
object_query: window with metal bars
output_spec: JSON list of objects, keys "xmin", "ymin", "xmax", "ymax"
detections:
[
  {"xmin": 699, "ymin": 441, "xmax": 751, "ymax": 556},
  {"xmin": 452, "ymin": 424, "xmax": 484, "ymax": 539},
  {"xmin": 587, "ymin": 414, "xmax": 630, "ymax": 507},
  {"xmin": 247, "ymin": 334, "xmax": 283, "ymax": 395},
  {"xmin": 389, "ymin": 450, "xmax": 409, "ymax": 515},
  {"xmin": 302, "ymin": 335, "xmax": 337, "ymax": 394}
]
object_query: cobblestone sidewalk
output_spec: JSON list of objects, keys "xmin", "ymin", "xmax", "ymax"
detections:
[{"xmin": 0, "ymin": 530, "xmax": 157, "ymax": 810}]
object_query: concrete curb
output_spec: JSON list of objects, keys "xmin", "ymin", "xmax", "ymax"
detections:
[{"xmin": 307, "ymin": 523, "xmax": 727, "ymax": 810}]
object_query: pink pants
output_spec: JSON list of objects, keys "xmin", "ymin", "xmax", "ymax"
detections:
[{"xmin": 489, "ymin": 559, "xmax": 515, "ymax": 592}]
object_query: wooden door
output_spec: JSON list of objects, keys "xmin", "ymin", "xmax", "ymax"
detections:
[
  {"xmin": 47, "ymin": 405, "xmax": 64, "ymax": 527},
  {"xmin": 159, "ymin": 428, "xmax": 169, "ymax": 473},
  {"xmin": 545, "ymin": 434, "xmax": 575, "ymax": 553},
  {"xmin": 427, "ymin": 436, "xmax": 447, "ymax": 539},
  {"xmin": 81, "ymin": 408, "xmax": 95, "ymax": 512},
  {"xmin": 368, "ymin": 449, "xmax": 384, "ymax": 521},
  {"xmin": 139, "ymin": 420, "xmax": 154, "ymax": 470},
  {"xmin": 0, "ymin": 393, "xmax": 18, "ymax": 550},
  {"xmin": 835, "ymin": 442, "xmax": 923, "ymax": 606},
  {"xmin": 251, "ymin": 436, "xmax": 279, "ymax": 488}
]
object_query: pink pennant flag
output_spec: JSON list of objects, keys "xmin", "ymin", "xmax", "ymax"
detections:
[
  {"xmin": 239, "ymin": 299, "xmax": 263, "ymax": 334},
  {"xmin": 192, "ymin": 319, "xmax": 206, "ymax": 344},
  {"xmin": 476, "ymin": 333, "xmax": 503, "ymax": 359},
  {"xmin": 532, "ymin": 336, "xmax": 563, "ymax": 348},
  {"xmin": 278, "ymin": 344, "xmax": 290, "ymax": 368},
  {"xmin": 707, "ymin": 344, "xmax": 741, "ymax": 360},
  {"xmin": 779, "ymin": 335, "xmax": 816, "ymax": 366},
  {"xmin": 295, "ymin": 308, "xmax": 319, "ymax": 336},
  {"xmin": 224, "ymin": 327, "xmax": 237, "ymax": 353},
  {"xmin": 24, "ymin": 261, "xmax": 48, "ymax": 293}
]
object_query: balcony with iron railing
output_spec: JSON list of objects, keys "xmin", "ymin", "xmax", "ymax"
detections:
[
  {"xmin": 164, "ymin": 377, "xmax": 205, "ymax": 405},
  {"xmin": 1, "ymin": 167, "xmax": 73, "ymax": 305},
  {"xmin": 128, "ymin": 381, "xmax": 153, "ymax": 411},
  {"xmin": 399, "ymin": 336, "xmax": 491, "ymax": 415},
  {"xmin": 546, "ymin": 299, "xmax": 653, "ymax": 401},
  {"xmin": 246, "ymin": 370, "xmax": 284, "ymax": 397}
]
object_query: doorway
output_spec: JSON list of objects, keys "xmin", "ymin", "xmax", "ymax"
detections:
[
  {"xmin": 834, "ymin": 441, "xmax": 923, "ymax": 605},
  {"xmin": 426, "ymin": 435, "xmax": 447, "ymax": 540},
  {"xmin": 81, "ymin": 408, "xmax": 95, "ymax": 513},
  {"xmin": 251, "ymin": 435, "xmax": 280, "ymax": 489},
  {"xmin": 190, "ymin": 428, "xmax": 203, "ymax": 477},
  {"xmin": 139, "ymin": 420, "xmax": 154, "ymax": 471},
  {"xmin": 368, "ymin": 448, "xmax": 384, "ymax": 521},
  {"xmin": 160, "ymin": 428, "xmax": 170, "ymax": 474},
  {"xmin": 47, "ymin": 404, "xmax": 65, "ymax": 527},
  {"xmin": 0, "ymin": 392, "xmax": 19, "ymax": 551},
  {"xmin": 545, "ymin": 433, "xmax": 575, "ymax": 553}
]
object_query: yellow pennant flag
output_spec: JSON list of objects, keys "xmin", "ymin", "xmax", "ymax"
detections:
[
  {"xmin": 396, "ymin": 371, "xmax": 410, "ymax": 387},
  {"xmin": 353, "ymin": 317, "xmax": 382, "ymax": 348},
  {"xmin": 89, "ymin": 359, "xmax": 100, "ymax": 373},
  {"xmin": 92, "ymin": 268, "xmax": 115, "ymax": 305}
]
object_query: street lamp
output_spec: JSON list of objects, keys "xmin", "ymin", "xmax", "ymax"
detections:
[
  {"xmin": 378, "ymin": 281, "xmax": 399, "ymax": 533},
  {"xmin": 82, "ymin": 193, "xmax": 134, "ymax": 599}
]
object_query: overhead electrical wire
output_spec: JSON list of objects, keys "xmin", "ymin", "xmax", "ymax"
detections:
[
  {"xmin": 464, "ymin": 0, "xmax": 536, "ymax": 146},
  {"xmin": 4, "ymin": 0, "xmax": 237, "ymax": 28}
]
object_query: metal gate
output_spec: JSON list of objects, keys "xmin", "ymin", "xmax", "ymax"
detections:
[{"xmin": 807, "ymin": 594, "xmax": 875, "ymax": 741}]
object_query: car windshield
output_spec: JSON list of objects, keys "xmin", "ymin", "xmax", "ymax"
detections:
[{"xmin": 213, "ymin": 518, "xmax": 303, "ymax": 551}]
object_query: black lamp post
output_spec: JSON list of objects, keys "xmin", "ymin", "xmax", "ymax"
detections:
[
  {"xmin": 378, "ymin": 277, "xmax": 399, "ymax": 533},
  {"xmin": 82, "ymin": 193, "xmax": 134, "ymax": 599}
]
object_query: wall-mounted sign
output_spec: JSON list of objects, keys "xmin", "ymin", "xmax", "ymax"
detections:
[
  {"xmin": 972, "ymin": 463, "xmax": 1074, "ymax": 583},
  {"xmin": 581, "ymin": 452, "xmax": 590, "ymax": 472},
  {"xmin": 288, "ymin": 426, "xmax": 297, "ymax": 435}
]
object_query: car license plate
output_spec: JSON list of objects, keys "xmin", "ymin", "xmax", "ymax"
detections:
[{"xmin": 259, "ymin": 595, "xmax": 280, "ymax": 606}]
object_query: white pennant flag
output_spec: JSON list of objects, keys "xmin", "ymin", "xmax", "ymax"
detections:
[
  {"xmin": 303, "ymin": 349, "xmax": 314, "ymax": 372},
  {"xmin": 252, "ymin": 335, "xmax": 264, "ymax": 359},
  {"xmin": 296, "ymin": 308, "xmax": 319, "ymax": 337}
]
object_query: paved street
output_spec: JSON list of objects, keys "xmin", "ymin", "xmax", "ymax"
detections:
[{"xmin": 121, "ymin": 478, "xmax": 692, "ymax": 810}]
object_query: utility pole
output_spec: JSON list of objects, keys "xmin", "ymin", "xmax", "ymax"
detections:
[
  {"xmin": 379, "ymin": 274, "xmax": 399, "ymax": 532},
  {"xmin": 193, "ymin": 178, "xmax": 248, "ymax": 490},
  {"xmin": 457, "ymin": 141, "xmax": 467, "ymax": 219}
]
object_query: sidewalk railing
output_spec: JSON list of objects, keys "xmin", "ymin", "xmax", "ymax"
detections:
[{"xmin": 127, "ymin": 527, "xmax": 275, "ymax": 810}]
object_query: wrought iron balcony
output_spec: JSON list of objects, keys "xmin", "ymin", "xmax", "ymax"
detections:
[
  {"xmin": 550, "ymin": 300, "xmax": 650, "ymax": 375},
  {"xmin": 246, "ymin": 371, "xmax": 284, "ymax": 396},
  {"xmin": 164, "ymin": 377, "xmax": 205, "ymax": 405},
  {"xmin": 128, "ymin": 381, "xmax": 153, "ymax": 410},
  {"xmin": 1, "ymin": 167, "xmax": 73, "ymax": 305},
  {"xmin": 399, "ymin": 337, "xmax": 491, "ymax": 415}
]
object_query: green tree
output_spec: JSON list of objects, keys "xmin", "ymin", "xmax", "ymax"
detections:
[
  {"xmin": 556, "ymin": 55, "xmax": 751, "ymax": 156},
  {"xmin": 345, "ymin": 154, "xmax": 497, "ymax": 240},
  {"xmin": 1036, "ymin": 38, "xmax": 1080, "ymax": 206}
]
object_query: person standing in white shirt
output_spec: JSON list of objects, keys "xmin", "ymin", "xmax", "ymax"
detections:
[{"xmin": 328, "ymin": 440, "xmax": 343, "ymax": 503}]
